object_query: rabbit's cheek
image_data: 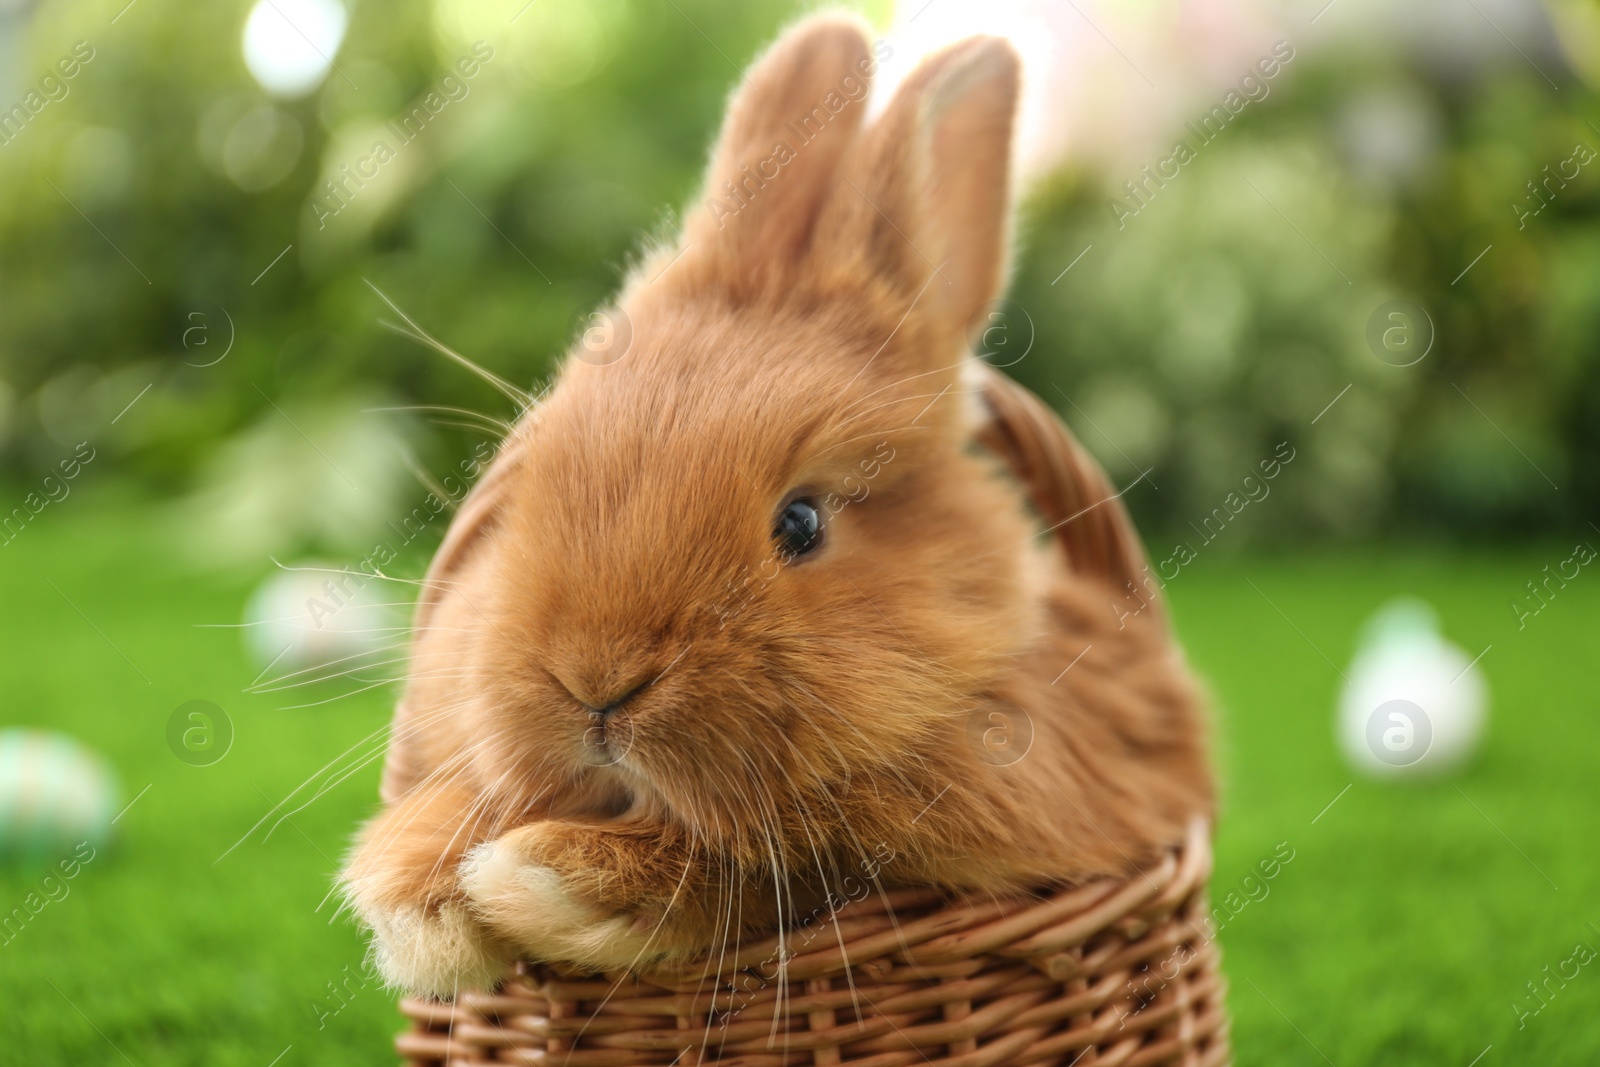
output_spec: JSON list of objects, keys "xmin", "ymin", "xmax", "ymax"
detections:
[{"xmin": 364, "ymin": 900, "xmax": 511, "ymax": 999}]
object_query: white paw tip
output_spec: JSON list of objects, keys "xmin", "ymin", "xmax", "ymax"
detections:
[
  {"xmin": 367, "ymin": 901, "xmax": 507, "ymax": 999},
  {"xmin": 461, "ymin": 843, "xmax": 574, "ymax": 915}
]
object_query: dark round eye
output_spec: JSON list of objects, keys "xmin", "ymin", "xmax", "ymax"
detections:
[{"xmin": 774, "ymin": 498, "xmax": 823, "ymax": 560}]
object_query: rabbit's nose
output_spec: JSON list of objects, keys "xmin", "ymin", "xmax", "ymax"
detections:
[
  {"xmin": 555, "ymin": 674, "xmax": 647, "ymax": 719},
  {"xmin": 552, "ymin": 645, "xmax": 690, "ymax": 719},
  {"xmin": 583, "ymin": 681, "xmax": 647, "ymax": 721}
]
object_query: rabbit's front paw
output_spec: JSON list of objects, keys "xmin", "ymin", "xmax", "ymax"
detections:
[
  {"xmin": 362, "ymin": 899, "xmax": 512, "ymax": 999},
  {"xmin": 460, "ymin": 823, "xmax": 663, "ymax": 970}
]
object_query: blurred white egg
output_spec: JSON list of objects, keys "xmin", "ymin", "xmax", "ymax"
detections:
[
  {"xmin": 1337, "ymin": 597, "xmax": 1486, "ymax": 777},
  {"xmin": 0, "ymin": 730, "xmax": 119, "ymax": 864},
  {"xmin": 244, "ymin": 562, "xmax": 401, "ymax": 677}
]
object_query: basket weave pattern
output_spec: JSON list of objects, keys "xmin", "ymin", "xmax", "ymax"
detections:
[{"xmin": 395, "ymin": 823, "xmax": 1227, "ymax": 1066}]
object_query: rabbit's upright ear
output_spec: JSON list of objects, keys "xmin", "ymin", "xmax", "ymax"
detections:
[
  {"xmin": 814, "ymin": 36, "xmax": 1020, "ymax": 340},
  {"xmin": 677, "ymin": 14, "xmax": 875, "ymax": 291}
]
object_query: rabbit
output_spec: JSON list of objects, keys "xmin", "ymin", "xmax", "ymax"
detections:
[{"xmin": 340, "ymin": 12, "xmax": 1213, "ymax": 999}]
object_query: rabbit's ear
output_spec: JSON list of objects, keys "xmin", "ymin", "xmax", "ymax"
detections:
[
  {"xmin": 678, "ymin": 14, "xmax": 875, "ymax": 288},
  {"xmin": 814, "ymin": 36, "xmax": 1020, "ymax": 339}
]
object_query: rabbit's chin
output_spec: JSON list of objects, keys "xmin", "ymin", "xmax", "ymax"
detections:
[
  {"xmin": 460, "ymin": 828, "xmax": 666, "ymax": 971},
  {"xmin": 364, "ymin": 900, "xmax": 513, "ymax": 1000}
]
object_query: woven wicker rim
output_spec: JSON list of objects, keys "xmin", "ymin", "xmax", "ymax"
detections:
[{"xmin": 396, "ymin": 819, "xmax": 1229, "ymax": 1066}]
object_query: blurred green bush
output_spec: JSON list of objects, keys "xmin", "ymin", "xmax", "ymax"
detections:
[{"xmin": 0, "ymin": 0, "xmax": 1593, "ymax": 559}]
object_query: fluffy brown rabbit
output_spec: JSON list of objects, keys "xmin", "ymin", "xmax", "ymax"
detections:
[{"xmin": 341, "ymin": 12, "xmax": 1212, "ymax": 998}]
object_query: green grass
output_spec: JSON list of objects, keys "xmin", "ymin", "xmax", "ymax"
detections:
[{"xmin": 2, "ymin": 489, "xmax": 1597, "ymax": 1064}]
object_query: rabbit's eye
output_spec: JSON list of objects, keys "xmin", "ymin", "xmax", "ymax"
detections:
[{"xmin": 774, "ymin": 499, "xmax": 823, "ymax": 560}]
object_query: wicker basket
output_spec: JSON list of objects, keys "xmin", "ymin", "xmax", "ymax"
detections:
[{"xmin": 394, "ymin": 821, "xmax": 1227, "ymax": 1066}]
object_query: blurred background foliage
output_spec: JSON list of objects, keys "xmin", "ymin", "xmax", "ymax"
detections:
[
  {"xmin": 1009, "ymin": 10, "xmax": 1600, "ymax": 545},
  {"xmin": 0, "ymin": 0, "xmax": 1594, "ymax": 568}
]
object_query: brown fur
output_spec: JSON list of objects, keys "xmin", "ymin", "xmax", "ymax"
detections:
[{"xmin": 341, "ymin": 13, "xmax": 1212, "ymax": 997}]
